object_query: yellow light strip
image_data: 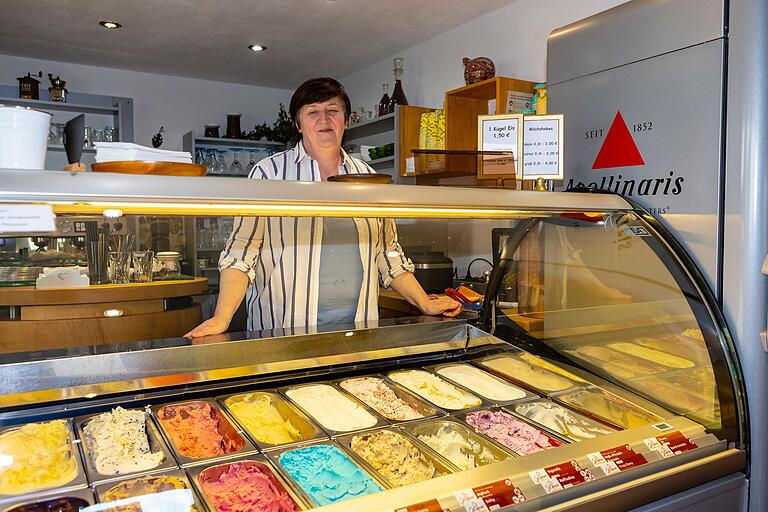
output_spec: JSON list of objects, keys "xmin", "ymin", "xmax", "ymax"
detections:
[{"xmin": 48, "ymin": 201, "xmax": 546, "ymax": 218}]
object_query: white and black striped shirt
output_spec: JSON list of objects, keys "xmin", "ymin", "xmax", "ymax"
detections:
[{"xmin": 219, "ymin": 141, "xmax": 415, "ymax": 331}]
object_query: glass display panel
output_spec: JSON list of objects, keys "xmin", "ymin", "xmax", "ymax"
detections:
[{"xmin": 484, "ymin": 211, "xmax": 740, "ymax": 441}]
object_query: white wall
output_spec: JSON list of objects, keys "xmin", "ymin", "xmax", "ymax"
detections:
[
  {"xmin": 0, "ymin": 54, "xmax": 292, "ymax": 150},
  {"xmin": 341, "ymin": 0, "xmax": 629, "ymax": 111}
]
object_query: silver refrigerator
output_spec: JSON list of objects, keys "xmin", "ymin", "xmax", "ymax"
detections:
[{"xmin": 548, "ymin": 0, "xmax": 768, "ymax": 510}]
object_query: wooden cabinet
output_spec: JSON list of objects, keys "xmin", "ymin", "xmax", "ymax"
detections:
[{"xmin": 445, "ymin": 77, "xmax": 535, "ymax": 151}]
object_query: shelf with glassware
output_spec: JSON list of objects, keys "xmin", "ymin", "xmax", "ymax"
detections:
[
  {"xmin": 344, "ymin": 104, "xmax": 435, "ymax": 183},
  {"xmin": 182, "ymin": 131, "xmax": 285, "ymax": 178},
  {"xmin": 0, "ymin": 84, "xmax": 134, "ymax": 170}
]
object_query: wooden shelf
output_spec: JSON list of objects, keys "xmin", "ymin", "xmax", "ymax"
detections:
[{"xmin": 444, "ymin": 76, "xmax": 535, "ymax": 151}]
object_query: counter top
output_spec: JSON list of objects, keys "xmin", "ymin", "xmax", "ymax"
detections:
[{"xmin": 0, "ymin": 277, "xmax": 208, "ymax": 306}]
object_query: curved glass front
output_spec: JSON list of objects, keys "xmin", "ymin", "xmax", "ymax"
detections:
[{"xmin": 482, "ymin": 210, "xmax": 745, "ymax": 445}]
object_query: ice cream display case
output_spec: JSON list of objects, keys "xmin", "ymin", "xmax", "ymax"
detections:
[{"xmin": 0, "ymin": 170, "xmax": 748, "ymax": 511}]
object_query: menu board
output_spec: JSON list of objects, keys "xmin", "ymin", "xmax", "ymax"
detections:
[{"xmin": 523, "ymin": 114, "xmax": 564, "ymax": 180}]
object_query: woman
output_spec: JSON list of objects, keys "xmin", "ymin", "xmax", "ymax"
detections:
[{"xmin": 186, "ymin": 77, "xmax": 459, "ymax": 337}]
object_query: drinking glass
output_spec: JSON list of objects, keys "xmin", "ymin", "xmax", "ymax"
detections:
[
  {"xmin": 92, "ymin": 129, "xmax": 104, "ymax": 144},
  {"xmin": 132, "ymin": 251, "xmax": 154, "ymax": 283},
  {"xmin": 204, "ymin": 150, "xmax": 217, "ymax": 174},
  {"xmin": 214, "ymin": 151, "xmax": 228, "ymax": 174},
  {"xmin": 84, "ymin": 126, "xmax": 93, "ymax": 148},
  {"xmin": 104, "ymin": 126, "xmax": 116, "ymax": 142},
  {"xmin": 248, "ymin": 150, "xmax": 258, "ymax": 170},
  {"xmin": 108, "ymin": 251, "xmax": 130, "ymax": 284},
  {"xmin": 229, "ymin": 149, "xmax": 243, "ymax": 174}
]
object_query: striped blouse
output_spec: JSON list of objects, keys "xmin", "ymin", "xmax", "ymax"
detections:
[{"xmin": 218, "ymin": 141, "xmax": 415, "ymax": 331}]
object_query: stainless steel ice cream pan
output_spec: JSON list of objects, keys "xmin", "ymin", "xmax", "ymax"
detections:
[
  {"xmin": 217, "ymin": 390, "xmax": 327, "ymax": 451},
  {"xmin": 472, "ymin": 353, "xmax": 584, "ymax": 396},
  {"xmin": 401, "ymin": 417, "xmax": 513, "ymax": 469},
  {"xmin": 186, "ymin": 453, "xmax": 310, "ymax": 511},
  {"xmin": 386, "ymin": 369, "xmax": 486, "ymax": 411},
  {"xmin": 0, "ymin": 419, "xmax": 88, "ymax": 503},
  {"xmin": 265, "ymin": 439, "xmax": 388, "ymax": 507},
  {"xmin": 0, "ymin": 486, "xmax": 93, "ymax": 512},
  {"xmin": 74, "ymin": 408, "xmax": 177, "ymax": 485},
  {"xmin": 151, "ymin": 398, "xmax": 258, "ymax": 468},
  {"xmin": 336, "ymin": 426, "xmax": 459, "ymax": 489},
  {"xmin": 332, "ymin": 374, "xmax": 445, "ymax": 423},
  {"xmin": 425, "ymin": 362, "xmax": 538, "ymax": 405},
  {"xmin": 93, "ymin": 469, "xmax": 204, "ymax": 512},
  {"xmin": 277, "ymin": 382, "xmax": 388, "ymax": 436}
]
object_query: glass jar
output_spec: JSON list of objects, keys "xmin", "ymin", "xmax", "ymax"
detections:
[{"xmin": 153, "ymin": 251, "xmax": 181, "ymax": 278}]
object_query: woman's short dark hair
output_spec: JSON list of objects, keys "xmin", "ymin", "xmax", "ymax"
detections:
[{"xmin": 289, "ymin": 77, "xmax": 352, "ymax": 142}]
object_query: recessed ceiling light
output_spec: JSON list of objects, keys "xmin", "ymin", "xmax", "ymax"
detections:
[
  {"xmin": 99, "ymin": 20, "xmax": 122, "ymax": 29},
  {"xmin": 248, "ymin": 44, "xmax": 267, "ymax": 52}
]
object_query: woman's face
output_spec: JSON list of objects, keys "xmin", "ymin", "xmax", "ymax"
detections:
[{"xmin": 297, "ymin": 97, "xmax": 347, "ymax": 151}]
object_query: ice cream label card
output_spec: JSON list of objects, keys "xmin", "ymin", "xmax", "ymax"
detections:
[
  {"xmin": 529, "ymin": 460, "xmax": 595, "ymax": 494},
  {"xmin": 453, "ymin": 479, "xmax": 526, "ymax": 510},
  {"xmin": 644, "ymin": 431, "xmax": 698, "ymax": 458},
  {"xmin": 587, "ymin": 444, "xmax": 649, "ymax": 476}
]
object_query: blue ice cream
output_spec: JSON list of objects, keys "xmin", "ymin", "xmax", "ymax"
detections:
[{"xmin": 277, "ymin": 444, "xmax": 381, "ymax": 506}]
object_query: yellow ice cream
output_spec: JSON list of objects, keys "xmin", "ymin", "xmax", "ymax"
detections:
[
  {"xmin": 607, "ymin": 342, "xmax": 694, "ymax": 369},
  {"xmin": 225, "ymin": 393, "xmax": 301, "ymax": 445},
  {"xmin": 557, "ymin": 390, "xmax": 661, "ymax": 428},
  {"xmin": 480, "ymin": 356, "xmax": 573, "ymax": 392},
  {"xmin": 0, "ymin": 419, "xmax": 77, "ymax": 495},
  {"xmin": 389, "ymin": 370, "xmax": 481, "ymax": 410},
  {"xmin": 517, "ymin": 353, "xmax": 590, "ymax": 384}
]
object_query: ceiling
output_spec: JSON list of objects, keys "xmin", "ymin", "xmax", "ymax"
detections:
[{"xmin": 1, "ymin": 0, "xmax": 516, "ymax": 89}]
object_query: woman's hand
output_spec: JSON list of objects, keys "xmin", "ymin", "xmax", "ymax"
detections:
[
  {"xmin": 184, "ymin": 315, "xmax": 231, "ymax": 338},
  {"xmin": 419, "ymin": 295, "xmax": 462, "ymax": 317}
]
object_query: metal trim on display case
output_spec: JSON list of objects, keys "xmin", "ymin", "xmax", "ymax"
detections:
[
  {"xmin": 0, "ymin": 319, "xmax": 474, "ymax": 412},
  {"xmin": 0, "ymin": 169, "xmax": 631, "ymax": 218}
]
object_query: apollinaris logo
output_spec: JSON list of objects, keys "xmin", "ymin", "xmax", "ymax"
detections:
[{"xmin": 565, "ymin": 111, "xmax": 684, "ymax": 197}]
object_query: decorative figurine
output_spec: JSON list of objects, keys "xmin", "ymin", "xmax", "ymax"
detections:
[
  {"xmin": 462, "ymin": 57, "xmax": 496, "ymax": 85},
  {"xmin": 152, "ymin": 126, "xmax": 165, "ymax": 148},
  {"xmin": 17, "ymin": 71, "xmax": 42, "ymax": 100},
  {"xmin": 47, "ymin": 73, "xmax": 69, "ymax": 102}
]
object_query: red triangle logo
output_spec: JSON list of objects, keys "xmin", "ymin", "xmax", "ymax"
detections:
[{"xmin": 592, "ymin": 111, "xmax": 645, "ymax": 169}]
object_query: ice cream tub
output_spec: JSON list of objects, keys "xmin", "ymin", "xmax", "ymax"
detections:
[
  {"xmin": 279, "ymin": 382, "xmax": 388, "ymax": 435},
  {"xmin": 474, "ymin": 354, "xmax": 583, "ymax": 395},
  {"xmin": 427, "ymin": 363, "xmax": 538, "ymax": 405},
  {"xmin": 218, "ymin": 391, "xmax": 327, "ymax": 451},
  {"xmin": 453, "ymin": 408, "xmax": 565, "ymax": 456},
  {"xmin": 75, "ymin": 407, "xmax": 177, "ymax": 484},
  {"xmin": 403, "ymin": 418, "xmax": 512, "ymax": 471},
  {"xmin": 151, "ymin": 399, "xmax": 258, "ymax": 467},
  {"xmin": 387, "ymin": 369, "xmax": 485, "ymax": 411},
  {"xmin": 267, "ymin": 440, "xmax": 386, "ymax": 507},
  {"xmin": 337, "ymin": 427, "xmax": 457, "ymax": 488},
  {"xmin": 334, "ymin": 374, "xmax": 445, "ymax": 423},
  {"xmin": 0, "ymin": 419, "xmax": 88, "ymax": 501},
  {"xmin": 0, "ymin": 487, "xmax": 93, "ymax": 512},
  {"xmin": 507, "ymin": 399, "xmax": 617, "ymax": 442},
  {"xmin": 93, "ymin": 469, "xmax": 203, "ymax": 512},
  {"xmin": 187, "ymin": 454, "xmax": 308, "ymax": 511},
  {"xmin": 552, "ymin": 388, "xmax": 665, "ymax": 430}
]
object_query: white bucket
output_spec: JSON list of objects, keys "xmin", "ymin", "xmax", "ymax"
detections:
[{"xmin": 0, "ymin": 105, "xmax": 52, "ymax": 170}]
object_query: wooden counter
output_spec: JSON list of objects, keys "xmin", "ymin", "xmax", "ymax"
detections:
[{"xmin": 0, "ymin": 278, "xmax": 208, "ymax": 353}]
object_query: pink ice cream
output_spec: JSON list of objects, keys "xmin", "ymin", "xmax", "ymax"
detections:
[
  {"xmin": 465, "ymin": 410, "xmax": 561, "ymax": 455},
  {"xmin": 199, "ymin": 461, "xmax": 299, "ymax": 512}
]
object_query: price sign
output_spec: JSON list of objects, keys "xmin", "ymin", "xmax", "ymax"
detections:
[
  {"xmin": 523, "ymin": 114, "xmax": 564, "ymax": 181},
  {"xmin": 477, "ymin": 114, "xmax": 523, "ymax": 179},
  {"xmin": 0, "ymin": 205, "xmax": 55, "ymax": 233},
  {"xmin": 644, "ymin": 431, "xmax": 698, "ymax": 458},
  {"xmin": 588, "ymin": 444, "xmax": 648, "ymax": 476},
  {"xmin": 529, "ymin": 460, "xmax": 595, "ymax": 494}
]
